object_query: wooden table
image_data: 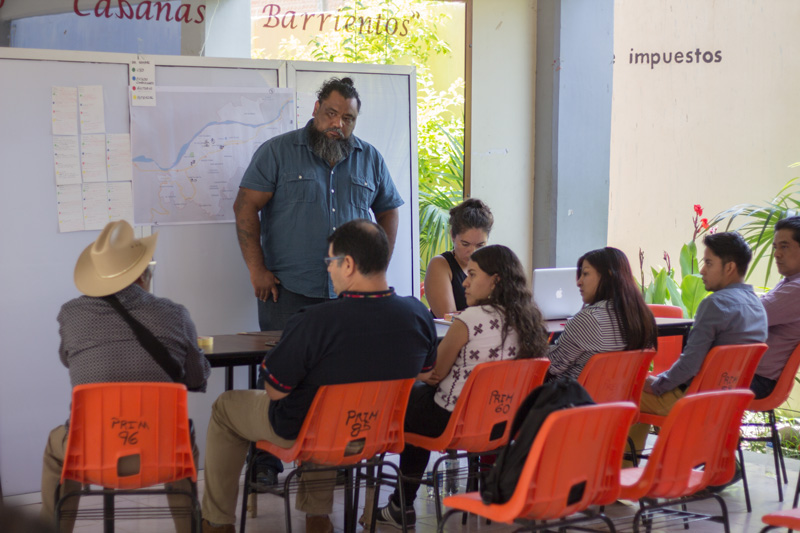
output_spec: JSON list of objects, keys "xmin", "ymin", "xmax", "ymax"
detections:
[
  {"xmin": 205, "ymin": 331, "xmax": 281, "ymax": 391},
  {"xmin": 204, "ymin": 318, "xmax": 695, "ymax": 392}
]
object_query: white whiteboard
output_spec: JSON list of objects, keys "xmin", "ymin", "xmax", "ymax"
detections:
[{"xmin": 0, "ymin": 49, "xmax": 418, "ymax": 496}]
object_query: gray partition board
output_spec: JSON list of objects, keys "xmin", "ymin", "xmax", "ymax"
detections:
[{"xmin": 0, "ymin": 48, "xmax": 418, "ymax": 496}]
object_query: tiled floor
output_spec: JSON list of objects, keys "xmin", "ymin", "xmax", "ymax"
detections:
[{"xmin": 5, "ymin": 448, "xmax": 798, "ymax": 532}]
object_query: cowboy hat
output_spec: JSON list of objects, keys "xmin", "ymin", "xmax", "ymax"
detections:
[{"xmin": 74, "ymin": 220, "xmax": 158, "ymax": 297}]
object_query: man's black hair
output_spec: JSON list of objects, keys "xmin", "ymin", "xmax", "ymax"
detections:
[
  {"xmin": 327, "ymin": 219, "xmax": 389, "ymax": 275},
  {"xmin": 775, "ymin": 215, "xmax": 800, "ymax": 245},
  {"xmin": 317, "ymin": 77, "xmax": 361, "ymax": 111},
  {"xmin": 703, "ymin": 231, "xmax": 752, "ymax": 277}
]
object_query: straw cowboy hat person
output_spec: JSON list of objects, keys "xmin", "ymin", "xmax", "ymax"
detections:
[{"xmin": 74, "ymin": 220, "xmax": 157, "ymax": 296}]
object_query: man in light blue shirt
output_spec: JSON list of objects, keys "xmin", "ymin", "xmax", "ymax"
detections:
[
  {"xmin": 234, "ymin": 77, "xmax": 403, "ymax": 331},
  {"xmin": 629, "ymin": 232, "xmax": 767, "ymax": 460}
]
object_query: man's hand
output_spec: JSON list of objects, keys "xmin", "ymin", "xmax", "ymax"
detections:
[
  {"xmin": 643, "ymin": 375, "xmax": 656, "ymax": 394},
  {"xmin": 234, "ymin": 187, "xmax": 275, "ymax": 300},
  {"xmin": 252, "ymin": 268, "xmax": 281, "ymax": 302}
]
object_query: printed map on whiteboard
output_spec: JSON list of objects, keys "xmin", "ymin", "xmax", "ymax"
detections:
[{"xmin": 131, "ymin": 87, "xmax": 295, "ymax": 225}]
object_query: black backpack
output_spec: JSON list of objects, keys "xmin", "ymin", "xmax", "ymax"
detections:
[{"xmin": 480, "ymin": 378, "xmax": 595, "ymax": 504}]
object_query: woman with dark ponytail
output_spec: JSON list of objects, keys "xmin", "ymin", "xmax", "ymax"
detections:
[{"xmin": 424, "ymin": 198, "xmax": 494, "ymax": 318}]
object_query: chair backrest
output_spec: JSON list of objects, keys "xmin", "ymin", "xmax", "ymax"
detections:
[
  {"xmin": 499, "ymin": 402, "xmax": 637, "ymax": 521},
  {"xmin": 577, "ymin": 349, "xmax": 656, "ymax": 404},
  {"xmin": 647, "ymin": 304, "xmax": 684, "ymax": 319},
  {"xmin": 438, "ymin": 358, "xmax": 550, "ymax": 452},
  {"xmin": 291, "ymin": 378, "xmax": 415, "ymax": 465},
  {"xmin": 633, "ymin": 390, "xmax": 753, "ymax": 498},
  {"xmin": 647, "ymin": 304, "xmax": 684, "ymax": 375},
  {"xmin": 750, "ymin": 342, "xmax": 800, "ymax": 411},
  {"xmin": 62, "ymin": 382, "xmax": 195, "ymax": 490},
  {"xmin": 686, "ymin": 343, "xmax": 767, "ymax": 394}
]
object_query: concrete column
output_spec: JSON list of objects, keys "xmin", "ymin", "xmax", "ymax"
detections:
[{"xmin": 533, "ymin": 0, "xmax": 614, "ymax": 268}]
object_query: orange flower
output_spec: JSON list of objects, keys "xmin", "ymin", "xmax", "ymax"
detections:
[{"xmin": 701, "ymin": 218, "xmax": 709, "ymax": 229}]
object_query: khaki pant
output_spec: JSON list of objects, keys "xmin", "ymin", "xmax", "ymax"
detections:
[
  {"xmin": 41, "ymin": 424, "xmax": 199, "ymax": 532},
  {"xmin": 201, "ymin": 389, "xmax": 336, "ymax": 526},
  {"xmin": 624, "ymin": 387, "xmax": 686, "ymax": 467}
]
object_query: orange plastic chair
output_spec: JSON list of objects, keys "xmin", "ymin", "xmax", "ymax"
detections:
[
  {"xmin": 619, "ymin": 390, "xmax": 753, "ymax": 532},
  {"xmin": 740, "ymin": 342, "xmax": 800, "ymax": 508},
  {"xmin": 760, "ymin": 508, "xmax": 800, "ymax": 532},
  {"xmin": 577, "ymin": 349, "xmax": 656, "ymax": 405},
  {"xmin": 402, "ymin": 358, "xmax": 550, "ymax": 522},
  {"xmin": 648, "ymin": 304, "xmax": 684, "ymax": 375},
  {"xmin": 55, "ymin": 382, "xmax": 199, "ymax": 532},
  {"xmin": 239, "ymin": 378, "xmax": 414, "ymax": 533},
  {"xmin": 437, "ymin": 402, "xmax": 638, "ymax": 533},
  {"xmin": 637, "ymin": 343, "xmax": 767, "ymax": 428}
]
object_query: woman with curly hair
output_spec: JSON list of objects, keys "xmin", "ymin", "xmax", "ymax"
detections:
[
  {"xmin": 547, "ymin": 246, "xmax": 658, "ymax": 381},
  {"xmin": 376, "ymin": 244, "xmax": 549, "ymax": 528}
]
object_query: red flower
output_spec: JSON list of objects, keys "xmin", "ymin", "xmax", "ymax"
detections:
[
  {"xmin": 420, "ymin": 282, "xmax": 425, "ymax": 298},
  {"xmin": 701, "ymin": 218, "xmax": 709, "ymax": 229},
  {"xmin": 694, "ymin": 204, "xmax": 703, "ymax": 216}
]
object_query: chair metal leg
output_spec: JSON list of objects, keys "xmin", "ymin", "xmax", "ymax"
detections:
[
  {"xmin": 283, "ymin": 469, "xmax": 300, "ymax": 533},
  {"xmin": 240, "ymin": 455, "xmax": 253, "ymax": 533},
  {"xmin": 769, "ymin": 411, "xmax": 788, "ymax": 496},
  {"xmin": 461, "ymin": 456, "xmax": 477, "ymax": 525},
  {"xmin": 431, "ymin": 454, "xmax": 446, "ymax": 523},
  {"xmin": 343, "ymin": 468, "xmax": 355, "ymax": 533},
  {"xmin": 103, "ymin": 491, "xmax": 115, "ymax": 533},
  {"xmin": 763, "ymin": 411, "xmax": 788, "ymax": 484},
  {"xmin": 738, "ymin": 445, "xmax": 753, "ymax": 513},
  {"xmin": 191, "ymin": 482, "xmax": 202, "ymax": 533},
  {"xmin": 368, "ymin": 462, "xmax": 383, "ymax": 533},
  {"xmin": 438, "ymin": 508, "xmax": 459, "ymax": 533},
  {"xmin": 710, "ymin": 493, "xmax": 731, "ymax": 533},
  {"xmin": 794, "ymin": 465, "xmax": 800, "ymax": 508}
]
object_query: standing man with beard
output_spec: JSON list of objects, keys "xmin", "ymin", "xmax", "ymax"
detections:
[
  {"xmin": 233, "ymin": 77, "xmax": 403, "ymax": 490},
  {"xmin": 234, "ymin": 77, "xmax": 403, "ymax": 332}
]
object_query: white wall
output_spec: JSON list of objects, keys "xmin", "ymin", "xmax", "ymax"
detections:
[
  {"xmin": 468, "ymin": 0, "xmax": 537, "ymax": 274},
  {"xmin": 610, "ymin": 0, "xmax": 800, "ymax": 288}
]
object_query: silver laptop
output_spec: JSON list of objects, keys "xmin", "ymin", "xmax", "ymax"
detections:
[{"xmin": 532, "ymin": 267, "xmax": 584, "ymax": 320}]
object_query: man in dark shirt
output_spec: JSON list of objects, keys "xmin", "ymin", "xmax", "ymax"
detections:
[{"xmin": 201, "ymin": 220, "xmax": 437, "ymax": 533}]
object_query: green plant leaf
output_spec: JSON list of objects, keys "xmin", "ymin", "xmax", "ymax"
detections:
[
  {"xmin": 702, "ymin": 176, "xmax": 800, "ymax": 286},
  {"xmin": 679, "ymin": 241, "xmax": 698, "ymax": 278},
  {"xmin": 680, "ymin": 274, "xmax": 709, "ymax": 318},
  {"xmin": 664, "ymin": 274, "xmax": 688, "ymax": 315}
]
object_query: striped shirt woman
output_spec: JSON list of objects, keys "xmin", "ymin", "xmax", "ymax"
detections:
[
  {"xmin": 547, "ymin": 299, "xmax": 626, "ymax": 380},
  {"xmin": 545, "ymin": 247, "xmax": 657, "ymax": 382}
]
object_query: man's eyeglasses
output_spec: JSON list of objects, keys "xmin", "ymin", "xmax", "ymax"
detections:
[{"xmin": 324, "ymin": 255, "xmax": 345, "ymax": 266}]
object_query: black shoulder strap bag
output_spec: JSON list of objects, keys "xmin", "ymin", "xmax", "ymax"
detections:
[{"xmin": 102, "ymin": 294, "xmax": 186, "ymax": 385}]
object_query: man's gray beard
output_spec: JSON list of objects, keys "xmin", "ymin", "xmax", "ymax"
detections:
[{"xmin": 308, "ymin": 124, "xmax": 354, "ymax": 164}]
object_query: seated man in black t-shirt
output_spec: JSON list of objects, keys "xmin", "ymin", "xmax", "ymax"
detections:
[{"xmin": 201, "ymin": 219, "xmax": 437, "ymax": 533}]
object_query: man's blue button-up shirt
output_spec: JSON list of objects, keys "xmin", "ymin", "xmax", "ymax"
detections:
[{"xmin": 240, "ymin": 120, "xmax": 404, "ymax": 299}]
